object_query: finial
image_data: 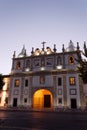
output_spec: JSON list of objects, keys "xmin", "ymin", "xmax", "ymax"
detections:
[
  {"xmin": 53, "ymin": 44, "xmax": 57, "ymax": 52},
  {"xmin": 69, "ymin": 40, "xmax": 73, "ymax": 46},
  {"xmin": 77, "ymin": 42, "xmax": 80, "ymax": 50},
  {"xmin": 84, "ymin": 41, "xmax": 86, "ymax": 44},
  {"xmin": 83, "ymin": 41, "xmax": 87, "ymax": 51},
  {"xmin": 24, "ymin": 49, "xmax": 26, "ymax": 56},
  {"xmin": 23, "ymin": 44, "xmax": 25, "ymax": 49},
  {"xmin": 13, "ymin": 51, "xmax": 16, "ymax": 58},
  {"xmin": 70, "ymin": 40, "xmax": 72, "ymax": 43},
  {"xmin": 62, "ymin": 44, "xmax": 65, "ymax": 52},
  {"xmin": 31, "ymin": 47, "xmax": 34, "ymax": 54}
]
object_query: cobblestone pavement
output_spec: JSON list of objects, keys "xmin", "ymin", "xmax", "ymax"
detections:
[
  {"xmin": 0, "ymin": 127, "xmax": 47, "ymax": 130},
  {"xmin": 0, "ymin": 110, "xmax": 87, "ymax": 130},
  {"xmin": 0, "ymin": 119, "xmax": 47, "ymax": 130},
  {"xmin": 0, "ymin": 126, "xmax": 47, "ymax": 130},
  {"xmin": 0, "ymin": 126, "xmax": 87, "ymax": 130}
]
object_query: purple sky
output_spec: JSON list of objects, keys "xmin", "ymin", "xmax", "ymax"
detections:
[{"xmin": 0, "ymin": 0, "xmax": 87, "ymax": 74}]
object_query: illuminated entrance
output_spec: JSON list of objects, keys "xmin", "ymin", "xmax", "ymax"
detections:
[{"xmin": 33, "ymin": 89, "xmax": 52, "ymax": 109}]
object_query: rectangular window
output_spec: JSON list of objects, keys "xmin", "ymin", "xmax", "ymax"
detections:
[
  {"xmin": 40, "ymin": 76, "xmax": 45, "ymax": 84},
  {"xmin": 25, "ymin": 79, "xmax": 28, "ymax": 87},
  {"xmin": 14, "ymin": 79, "xmax": 20, "ymax": 87},
  {"xmin": 24, "ymin": 98, "xmax": 27, "ymax": 103},
  {"xmin": 69, "ymin": 77, "xmax": 76, "ymax": 85},
  {"xmin": 58, "ymin": 77, "xmax": 62, "ymax": 86},
  {"xmin": 58, "ymin": 98, "xmax": 62, "ymax": 104}
]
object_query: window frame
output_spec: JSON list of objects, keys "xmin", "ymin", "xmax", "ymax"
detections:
[
  {"xmin": 57, "ymin": 56, "xmax": 62, "ymax": 65},
  {"xmin": 14, "ymin": 79, "xmax": 20, "ymax": 87},
  {"xmin": 58, "ymin": 77, "xmax": 62, "ymax": 86},
  {"xmin": 68, "ymin": 55, "xmax": 74, "ymax": 65},
  {"xmin": 69, "ymin": 77, "xmax": 76, "ymax": 86},
  {"xmin": 24, "ymin": 98, "xmax": 27, "ymax": 103},
  {"xmin": 58, "ymin": 98, "xmax": 62, "ymax": 104},
  {"xmin": 25, "ymin": 79, "xmax": 28, "ymax": 87},
  {"xmin": 25, "ymin": 59, "xmax": 30, "ymax": 68},
  {"xmin": 16, "ymin": 61, "xmax": 21, "ymax": 70}
]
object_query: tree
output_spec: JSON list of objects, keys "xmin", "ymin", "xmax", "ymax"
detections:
[
  {"xmin": 0, "ymin": 74, "xmax": 5, "ymax": 90},
  {"xmin": 77, "ymin": 42, "xmax": 87, "ymax": 84}
]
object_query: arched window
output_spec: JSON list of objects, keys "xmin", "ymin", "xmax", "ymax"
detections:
[
  {"xmin": 69, "ymin": 56, "xmax": 74, "ymax": 65},
  {"xmin": 57, "ymin": 56, "xmax": 61, "ymax": 65},
  {"xmin": 25, "ymin": 60, "xmax": 30, "ymax": 68}
]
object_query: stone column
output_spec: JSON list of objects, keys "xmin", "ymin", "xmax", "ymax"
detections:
[
  {"xmin": 63, "ymin": 75, "xmax": 67, "ymax": 109},
  {"xmin": 20, "ymin": 76, "xmax": 24, "ymax": 106},
  {"xmin": 53, "ymin": 75, "xmax": 57, "ymax": 108},
  {"xmin": 29, "ymin": 76, "xmax": 33, "ymax": 108}
]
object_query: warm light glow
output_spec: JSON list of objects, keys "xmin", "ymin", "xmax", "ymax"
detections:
[
  {"xmin": 40, "ymin": 67, "xmax": 45, "ymax": 71},
  {"xmin": 25, "ymin": 68, "xmax": 30, "ymax": 72},
  {"xmin": 35, "ymin": 52, "xmax": 40, "ymax": 56},
  {"xmin": 1, "ymin": 78, "xmax": 8, "ymax": 106},
  {"xmin": 46, "ymin": 47, "xmax": 52, "ymax": 54},
  {"xmin": 56, "ymin": 65, "xmax": 62, "ymax": 69},
  {"xmin": 46, "ymin": 51, "xmax": 51, "ymax": 54},
  {"xmin": 18, "ymin": 54, "xmax": 24, "ymax": 58},
  {"xmin": 33, "ymin": 89, "xmax": 52, "ymax": 109},
  {"xmin": 34, "ymin": 48, "xmax": 40, "ymax": 56},
  {"xmin": 3, "ymin": 79, "xmax": 8, "ymax": 91},
  {"xmin": 41, "ymin": 50, "xmax": 45, "ymax": 55}
]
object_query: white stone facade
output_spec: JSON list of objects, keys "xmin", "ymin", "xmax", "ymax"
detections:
[{"xmin": 0, "ymin": 41, "xmax": 86, "ymax": 109}]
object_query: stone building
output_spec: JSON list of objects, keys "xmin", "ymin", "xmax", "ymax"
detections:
[{"xmin": 0, "ymin": 41, "xmax": 86, "ymax": 109}]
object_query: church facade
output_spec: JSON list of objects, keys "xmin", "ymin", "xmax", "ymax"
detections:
[{"xmin": 0, "ymin": 41, "xmax": 86, "ymax": 109}]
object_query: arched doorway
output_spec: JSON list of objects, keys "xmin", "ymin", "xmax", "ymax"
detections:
[{"xmin": 33, "ymin": 89, "xmax": 53, "ymax": 109}]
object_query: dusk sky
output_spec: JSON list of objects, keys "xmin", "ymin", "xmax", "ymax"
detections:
[{"xmin": 0, "ymin": 0, "xmax": 87, "ymax": 75}]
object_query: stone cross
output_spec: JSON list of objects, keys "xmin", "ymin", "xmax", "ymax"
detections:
[{"xmin": 42, "ymin": 41, "xmax": 46, "ymax": 49}]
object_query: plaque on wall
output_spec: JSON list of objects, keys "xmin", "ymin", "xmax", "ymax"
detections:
[
  {"xmin": 58, "ymin": 89, "xmax": 62, "ymax": 95},
  {"xmin": 70, "ymin": 89, "xmax": 76, "ymax": 95},
  {"xmin": 24, "ymin": 90, "xmax": 28, "ymax": 95},
  {"xmin": 14, "ymin": 90, "xmax": 19, "ymax": 95}
]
